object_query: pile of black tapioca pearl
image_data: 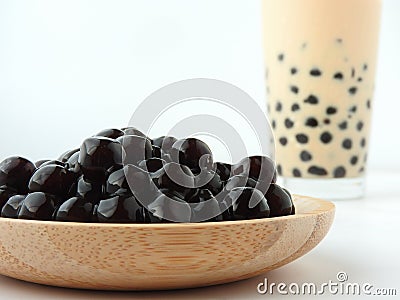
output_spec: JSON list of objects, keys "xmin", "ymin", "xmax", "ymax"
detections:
[{"xmin": 0, "ymin": 128, "xmax": 295, "ymax": 223}]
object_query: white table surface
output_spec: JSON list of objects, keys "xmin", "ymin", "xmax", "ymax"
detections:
[{"xmin": 0, "ymin": 169, "xmax": 399, "ymax": 300}]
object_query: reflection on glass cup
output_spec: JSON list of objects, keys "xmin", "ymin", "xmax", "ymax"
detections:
[{"xmin": 262, "ymin": 0, "xmax": 381, "ymax": 199}]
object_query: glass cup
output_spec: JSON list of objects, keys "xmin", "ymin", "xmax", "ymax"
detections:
[{"xmin": 262, "ymin": 0, "xmax": 381, "ymax": 199}]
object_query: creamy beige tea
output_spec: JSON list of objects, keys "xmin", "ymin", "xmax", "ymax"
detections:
[{"xmin": 262, "ymin": 0, "xmax": 381, "ymax": 197}]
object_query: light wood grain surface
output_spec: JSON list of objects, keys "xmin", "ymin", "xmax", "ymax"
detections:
[{"xmin": 0, "ymin": 195, "xmax": 335, "ymax": 291}]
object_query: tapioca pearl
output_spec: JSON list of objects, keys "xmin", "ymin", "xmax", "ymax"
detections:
[
  {"xmin": 359, "ymin": 167, "xmax": 365, "ymax": 173},
  {"xmin": 291, "ymin": 103, "xmax": 300, "ymax": 112},
  {"xmin": 333, "ymin": 166, "xmax": 346, "ymax": 178},
  {"xmin": 351, "ymin": 68, "xmax": 355, "ymax": 78},
  {"xmin": 333, "ymin": 72, "xmax": 344, "ymax": 80},
  {"xmin": 338, "ymin": 121, "xmax": 348, "ymax": 130},
  {"xmin": 275, "ymin": 101, "xmax": 282, "ymax": 112},
  {"xmin": 304, "ymin": 94, "xmax": 319, "ymax": 105},
  {"xmin": 277, "ymin": 164, "xmax": 282, "ymax": 175},
  {"xmin": 336, "ymin": 38, "xmax": 343, "ymax": 43},
  {"xmin": 356, "ymin": 121, "xmax": 364, "ymax": 131},
  {"xmin": 284, "ymin": 118, "xmax": 294, "ymax": 129},
  {"xmin": 323, "ymin": 118, "xmax": 331, "ymax": 125},
  {"xmin": 342, "ymin": 139, "xmax": 353, "ymax": 150},
  {"xmin": 271, "ymin": 120, "xmax": 276, "ymax": 129},
  {"xmin": 296, "ymin": 134, "xmax": 308, "ymax": 144},
  {"xmin": 292, "ymin": 168, "xmax": 301, "ymax": 177},
  {"xmin": 308, "ymin": 166, "xmax": 328, "ymax": 176},
  {"xmin": 349, "ymin": 105, "xmax": 357, "ymax": 113},
  {"xmin": 277, "ymin": 53, "xmax": 284, "ymax": 61},
  {"xmin": 305, "ymin": 117, "xmax": 318, "ymax": 127},
  {"xmin": 350, "ymin": 156, "xmax": 358, "ymax": 165},
  {"xmin": 366, "ymin": 99, "xmax": 371, "ymax": 109},
  {"xmin": 290, "ymin": 85, "xmax": 299, "ymax": 94},
  {"xmin": 320, "ymin": 132, "xmax": 333, "ymax": 144},
  {"xmin": 357, "ymin": 77, "xmax": 363, "ymax": 82},
  {"xmin": 310, "ymin": 68, "xmax": 322, "ymax": 76},
  {"xmin": 279, "ymin": 137, "xmax": 288, "ymax": 146},
  {"xmin": 290, "ymin": 67, "xmax": 298, "ymax": 75},
  {"xmin": 326, "ymin": 106, "xmax": 337, "ymax": 115},
  {"xmin": 300, "ymin": 150, "xmax": 312, "ymax": 162},
  {"xmin": 360, "ymin": 138, "xmax": 366, "ymax": 147},
  {"xmin": 348, "ymin": 86, "xmax": 358, "ymax": 95},
  {"xmin": 363, "ymin": 63, "xmax": 368, "ymax": 71}
]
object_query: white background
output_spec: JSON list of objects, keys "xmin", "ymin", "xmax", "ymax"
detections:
[{"xmin": 1, "ymin": 0, "xmax": 400, "ymax": 170}]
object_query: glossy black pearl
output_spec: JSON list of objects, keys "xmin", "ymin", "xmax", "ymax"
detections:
[
  {"xmin": 224, "ymin": 175, "xmax": 246, "ymax": 190},
  {"xmin": 224, "ymin": 174, "xmax": 271, "ymax": 196},
  {"xmin": 195, "ymin": 170, "xmax": 223, "ymax": 196},
  {"xmin": 171, "ymin": 138, "xmax": 213, "ymax": 171},
  {"xmin": 121, "ymin": 127, "xmax": 147, "ymax": 138},
  {"xmin": 215, "ymin": 162, "xmax": 232, "ymax": 182},
  {"xmin": 0, "ymin": 187, "xmax": 18, "ymax": 208},
  {"xmin": 224, "ymin": 175, "xmax": 255, "ymax": 190},
  {"xmin": 106, "ymin": 163, "xmax": 123, "ymax": 175},
  {"xmin": 1, "ymin": 194, "xmax": 26, "ymax": 218},
  {"xmin": 97, "ymin": 194, "xmax": 146, "ymax": 223},
  {"xmin": 282, "ymin": 187, "xmax": 295, "ymax": 214},
  {"xmin": 0, "ymin": 156, "xmax": 36, "ymax": 194},
  {"xmin": 232, "ymin": 156, "xmax": 276, "ymax": 184},
  {"xmin": 216, "ymin": 191, "xmax": 234, "ymax": 220},
  {"xmin": 117, "ymin": 135, "xmax": 152, "ymax": 165},
  {"xmin": 76, "ymin": 175, "xmax": 103, "ymax": 204},
  {"xmin": 39, "ymin": 160, "xmax": 67, "ymax": 168},
  {"xmin": 91, "ymin": 204, "xmax": 99, "ymax": 222},
  {"xmin": 146, "ymin": 192, "xmax": 191, "ymax": 223},
  {"xmin": 78, "ymin": 137, "xmax": 122, "ymax": 182},
  {"xmin": 122, "ymin": 164, "xmax": 158, "ymax": 205},
  {"xmin": 66, "ymin": 180, "xmax": 78, "ymax": 199},
  {"xmin": 55, "ymin": 196, "xmax": 94, "ymax": 222},
  {"xmin": 18, "ymin": 192, "xmax": 56, "ymax": 221},
  {"xmin": 106, "ymin": 166, "xmax": 130, "ymax": 196},
  {"xmin": 95, "ymin": 128, "xmax": 124, "ymax": 139},
  {"xmin": 66, "ymin": 151, "xmax": 80, "ymax": 172},
  {"xmin": 188, "ymin": 189, "xmax": 226, "ymax": 222},
  {"xmin": 156, "ymin": 188, "xmax": 187, "ymax": 201},
  {"xmin": 195, "ymin": 153, "xmax": 213, "ymax": 174},
  {"xmin": 138, "ymin": 158, "xmax": 165, "ymax": 173},
  {"xmin": 35, "ymin": 160, "xmax": 50, "ymax": 168},
  {"xmin": 152, "ymin": 146, "xmax": 162, "ymax": 159},
  {"xmin": 227, "ymin": 187, "xmax": 270, "ymax": 220},
  {"xmin": 152, "ymin": 136, "xmax": 178, "ymax": 152},
  {"xmin": 28, "ymin": 165, "xmax": 77, "ymax": 197},
  {"xmin": 155, "ymin": 162, "xmax": 195, "ymax": 198},
  {"xmin": 187, "ymin": 188, "xmax": 211, "ymax": 203},
  {"xmin": 58, "ymin": 149, "xmax": 79, "ymax": 163},
  {"xmin": 265, "ymin": 184, "xmax": 294, "ymax": 217}
]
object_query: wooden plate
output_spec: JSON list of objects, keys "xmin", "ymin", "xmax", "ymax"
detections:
[{"xmin": 0, "ymin": 195, "xmax": 334, "ymax": 290}]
